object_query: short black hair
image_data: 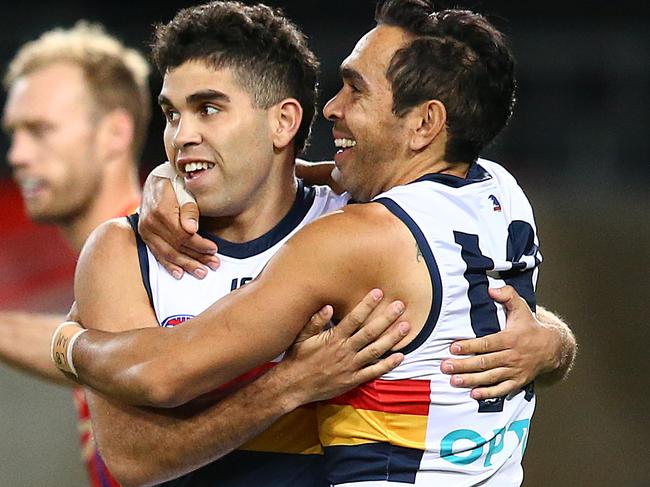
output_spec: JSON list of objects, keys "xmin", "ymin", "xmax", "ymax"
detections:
[
  {"xmin": 151, "ymin": 1, "xmax": 319, "ymax": 154},
  {"xmin": 375, "ymin": 0, "xmax": 516, "ymax": 163}
]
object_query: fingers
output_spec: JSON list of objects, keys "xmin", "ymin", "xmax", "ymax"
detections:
[
  {"xmin": 441, "ymin": 350, "xmax": 511, "ymax": 375},
  {"xmin": 447, "ymin": 367, "xmax": 512, "ymax": 389},
  {"xmin": 489, "ymin": 286, "xmax": 530, "ymax": 316},
  {"xmin": 179, "ymin": 243, "xmax": 220, "ymax": 269},
  {"xmin": 310, "ymin": 305, "xmax": 334, "ymax": 331},
  {"xmin": 295, "ymin": 305, "xmax": 334, "ymax": 344},
  {"xmin": 354, "ymin": 321, "xmax": 411, "ymax": 365},
  {"xmin": 345, "ymin": 300, "xmax": 406, "ymax": 352},
  {"xmin": 140, "ymin": 172, "xmax": 218, "ymax": 276},
  {"xmin": 179, "ymin": 202, "xmax": 200, "ymax": 234},
  {"xmin": 449, "ymin": 331, "xmax": 508, "ymax": 356},
  {"xmin": 333, "ymin": 289, "xmax": 384, "ymax": 338},
  {"xmin": 352, "ymin": 352, "xmax": 404, "ymax": 385},
  {"xmin": 470, "ymin": 381, "xmax": 520, "ymax": 401},
  {"xmin": 147, "ymin": 233, "xmax": 209, "ymax": 280},
  {"xmin": 181, "ymin": 233, "xmax": 219, "ymax": 257}
]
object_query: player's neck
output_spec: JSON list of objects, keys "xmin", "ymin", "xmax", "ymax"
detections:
[
  {"xmin": 200, "ymin": 158, "xmax": 298, "ymax": 244},
  {"xmin": 61, "ymin": 160, "xmax": 141, "ymax": 252},
  {"xmin": 386, "ymin": 145, "xmax": 470, "ymax": 191}
]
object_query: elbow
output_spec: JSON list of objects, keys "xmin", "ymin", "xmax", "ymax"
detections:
[{"xmin": 129, "ymin": 362, "xmax": 192, "ymax": 408}]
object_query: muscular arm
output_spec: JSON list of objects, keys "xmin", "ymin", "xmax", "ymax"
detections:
[
  {"xmin": 74, "ymin": 218, "xmax": 407, "ymax": 486},
  {"xmin": 69, "ymin": 204, "xmax": 421, "ymax": 407},
  {"xmin": 91, "ymin": 300, "xmax": 406, "ymax": 486},
  {"xmin": 0, "ymin": 311, "xmax": 73, "ymax": 385}
]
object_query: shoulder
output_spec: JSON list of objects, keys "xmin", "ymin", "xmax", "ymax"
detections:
[
  {"xmin": 478, "ymin": 158, "xmax": 536, "ymax": 216},
  {"xmin": 478, "ymin": 158, "xmax": 528, "ymax": 196},
  {"xmin": 75, "ymin": 217, "xmax": 139, "ymax": 282},
  {"xmin": 298, "ymin": 201, "xmax": 401, "ymax": 238},
  {"xmin": 79, "ymin": 217, "xmax": 136, "ymax": 262},
  {"xmin": 75, "ymin": 216, "xmax": 156, "ymax": 331},
  {"xmin": 280, "ymin": 201, "xmax": 412, "ymax": 268},
  {"xmin": 478, "ymin": 158, "xmax": 518, "ymax": 182}
]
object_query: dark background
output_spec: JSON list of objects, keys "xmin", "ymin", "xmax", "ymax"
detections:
[{"xmin": 0, "ymin": 1, "xmax": 648, "ymax": 485}]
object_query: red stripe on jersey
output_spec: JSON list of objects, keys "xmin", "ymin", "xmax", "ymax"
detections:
[
  {"xmin": 327, "ymin": 378, "xmax": 431, "ymax": 416},
  {"xmin": 197, "ymin": 362, "xmax": 277, "ymax": 403}
]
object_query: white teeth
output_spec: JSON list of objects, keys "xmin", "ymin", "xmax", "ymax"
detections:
[
  {"xmin": 334, "ymin": 138, "xmax": 357, "ymax": 149},
  {"xmin": 182, "ymin": 162, "xmax": 215, "ymax": 173}
]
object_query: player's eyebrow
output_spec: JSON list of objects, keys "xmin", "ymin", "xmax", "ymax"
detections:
[
  {"xmin": 157, "ymin": 93, "xmax": 173, "ymax": 107},
  {"xmin": 340, "ymin": 65, "xmax": 369, "ymax": 92},
  {"xmin": 186, "ymin": 89, "xmax": 231, "ymax": 105},
  {"xmin": 158, "ymin": 90, "xmax": 232, "ymax": 108}
]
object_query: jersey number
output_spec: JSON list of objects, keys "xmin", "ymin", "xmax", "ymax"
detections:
[{"xmin": 453, "ymin": 221, "xmax": 538, "ymax": 411}]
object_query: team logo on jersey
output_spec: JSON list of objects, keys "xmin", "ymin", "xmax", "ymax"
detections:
[
  {"xmin": 161, "ymin": 314, "xmax": 194, "ymax": 327},
  {"xmin": 489, "ymin": 195, "xmax": 502, "ymax": 212}
]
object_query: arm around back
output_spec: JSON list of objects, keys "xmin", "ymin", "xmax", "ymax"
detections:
[{"xmin": 69, "ymin": 203, "xmax": 417, "ymax": 406}]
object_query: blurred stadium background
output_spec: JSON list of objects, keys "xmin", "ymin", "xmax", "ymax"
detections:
[{"xmin": 0, "ymin": 1, "xmax": 648, "ymax": 485}]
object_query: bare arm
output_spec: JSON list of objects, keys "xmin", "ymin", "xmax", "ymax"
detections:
[
  {"xmin": 295, "ymin": 159, "xmax": 342, "ymax": 193},
  {"xmin": 72, "ymin": 218, "xmax": 407, "ymax": 486},
  {"xmin": 441, "ymin": 286, "xmax": 577, "ymax": 399},
  {"xmin": 0, "ymin": 310, "xmax": 73, "ymax": 385},
  {"xmin": 65, "ymin": 205, "xmax": 416, "ymax": 407},
  {"xmin": 92, "ymin": 300, "xmax": 407, "ymax": 486}
]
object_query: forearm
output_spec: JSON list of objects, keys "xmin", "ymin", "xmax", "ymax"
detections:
[
  {"xmin": 295, "ymin": 159, "xmax": 342, "ymax": 193},
  {"xmin": 92, "ymin": 363, "xmax": 302, "ymax": 487},
  {"xmin": 0, "ymin": 311, "xmax": 73, "ymax": 385},
  {"xmin": 535, "ymin": 305, "xmax": 577, "ymax": 385},
  {"xmin": 71, "ymin": 321, "xmax": 284, "ymax": 408},
  {"xmin": 72, "ymin": 327, "xmax": 188, "ymax": 407}
]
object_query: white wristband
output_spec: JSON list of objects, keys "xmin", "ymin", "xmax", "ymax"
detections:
[
  {"xmin": 51, "ymin": 321, "xmax": 88, "ymax": 377},
  {"xmin": 151, "ymin": 162, "xmax": 197, "ymax": 207}
]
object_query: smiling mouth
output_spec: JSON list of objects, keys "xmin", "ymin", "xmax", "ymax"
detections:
[
  {"xmin": 179, "ymin": 161, "xmax": 216, "ymax": 180},
  {"xmin": 334, "ymin": 138, "xmax": 357, "ymax": 152}
]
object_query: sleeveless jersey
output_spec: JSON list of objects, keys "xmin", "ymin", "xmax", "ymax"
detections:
[
  {"xmin": 130, "ymin": 181, "xmax": 348, "ymax": 487},
  {"xmin": 319, "ymin": 160, "xmax": 541, "ymax": 487}
]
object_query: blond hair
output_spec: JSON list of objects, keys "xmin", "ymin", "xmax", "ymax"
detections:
[{"xmin": 4, "ymin": 21, "xmax": 151, "ymax": 158}]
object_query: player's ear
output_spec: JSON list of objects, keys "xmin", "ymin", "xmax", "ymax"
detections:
[
  {"xmin": 96, "ymin": 108, "xmax": 135, "ymax": 162},
  {"xmin": 270, "ymin": 98, "xmax": 303, "ymax": 152},
  {"xmin": 407, "ymin": 99, "xmax": 446, "ymax": 152}
]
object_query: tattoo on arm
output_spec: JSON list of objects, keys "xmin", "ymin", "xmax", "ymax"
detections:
[{"xmin": 416, "ymin": 243, "xmax": 423, "ymax": 262}]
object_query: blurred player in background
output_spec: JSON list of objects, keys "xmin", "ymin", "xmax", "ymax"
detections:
[{"xmin": 1, "ymin": 22, "xmax": 150, "ymax": 486}]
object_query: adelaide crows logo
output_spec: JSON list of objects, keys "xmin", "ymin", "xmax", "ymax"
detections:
[
  {"xmin": 489, "ymin": 195, "xmax": 502, "ymax": 212},
  {"xmin": 161, "ymin": 314, "xmax": 194, "ymax": 327}
]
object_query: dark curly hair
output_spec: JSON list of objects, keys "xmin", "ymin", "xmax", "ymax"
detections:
[
  {"xmin": 375, "ymin": 0, "xmax": 516, "ymax": 163},
  {"xmin": 151, "ymin": 1, "xmax": 319, "ymax": 154}
]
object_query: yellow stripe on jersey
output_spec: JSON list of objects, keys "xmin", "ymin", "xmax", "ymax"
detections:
[
  {"xmin": 240, "ymin": 406, "xmax": 322, "ymax": 455},
  {"xmin": 318, "ymin": 404, "xmax": 428, "ymax": 450}
]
